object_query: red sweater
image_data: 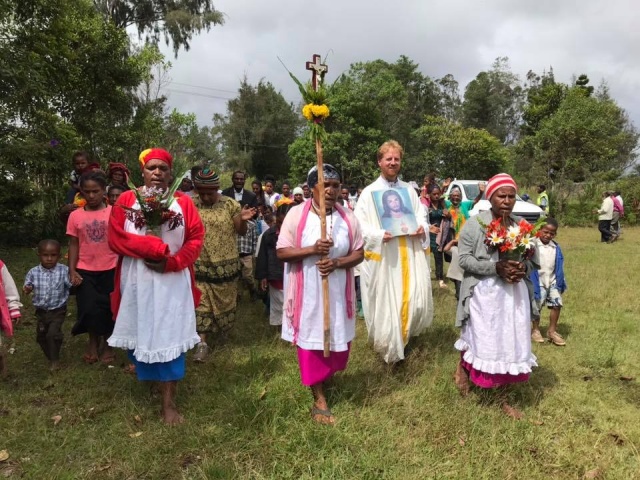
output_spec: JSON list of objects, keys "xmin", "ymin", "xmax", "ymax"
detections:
[{"xmin": 108, "ymin": 190, "xmax": 205, "ymax": 320}]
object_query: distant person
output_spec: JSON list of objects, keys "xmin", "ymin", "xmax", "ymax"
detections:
[
  {"xmin": 252, "ymin": 180, "xmax": 267, "ymax": 209},
  {"xmin": 594, "ymin": 191, "xmax": 614, "ymax": 243},
  {"xmin": 537, "ymin": 185, "xmax": 549, "ymax": 214},
  {"xmin": 106, "ymin": 162, "xmax": 130, "ymax": 193},
  {"xmin": 302, "ymin": 184, "xmax": 311, "ymax": 199},
  {"xmin": 348, "ymin": 186, "xmax": 358, "ymax": 210},
  {"xmin": 264, "ymin": 180, "xmax": 281, "ymax": 208},
  {"xmin": 530, "ymin": 218, "xmax": 567, "ymax": 346},
  {"xmin": 107, "ymin": 185, "xmax": 126, "ymax": 206},
  {"xmin": 281, "ymin": 181, "xmax": 292, "ymax": 200},
  {"xmin": 68, "ymin": 151, "xmax": 89, "ymax": 196},
  {"xmin": 292, "ymin": 187, "xmax": 305, "ymax": 205},
  {"xmin": 610, "ymin": 192, "xmax": 623, "ymax": 236},
  {"xmin": 222, "ymin": 171, "xmax": 258, "ymax": 208},
  {"xmin": 426, "ymin": 185, "xmax": 449, "ymax": 289},
  {"xmin": 256, "ymin": 203, "xmax": 293, "ymax": 327},
  {"xmin": 23, "ymin": 240, "xmax": 70, "ymax": 371},
  {"xmin": 340, "ymin": 187, "xmax": 353, "ymax": 210}
]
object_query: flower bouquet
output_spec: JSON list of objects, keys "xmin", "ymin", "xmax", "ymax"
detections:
[
  {"xmin": 121, "ymin": 173, "xmax": 186, "ymax": 236},
  {"xmin": 481, "ymin": 217, "xmax": 545, "ymax": 261}
]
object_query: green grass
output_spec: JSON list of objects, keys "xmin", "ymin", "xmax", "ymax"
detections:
[{"xmin": 1, "ymin": 228, "xmax": 640, "ymax": 479}]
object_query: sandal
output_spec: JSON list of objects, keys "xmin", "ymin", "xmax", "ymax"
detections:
[
  {"xmin": 123, "ymin": 364, "xmax": 136, "ymax": 374},
  {"xmin": 548, "ymin": 331, "xmax": 566, "ymax": 346},
  {"xmin": 82, "ymin": 354, "xmax": 99, "ymax": 364},
  {"xmin": 311, "ymin": 406, "xmax": 335, "ymax": 425},
  {"xmin": 193, "ymin": 344, "xmax": 210, "ymax": 363}
]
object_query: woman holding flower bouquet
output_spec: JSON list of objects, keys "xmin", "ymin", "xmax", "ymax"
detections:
[
  {"xmin": 108, "ymin": 148, "xmax": 204, "ymax": 425},
  {"xmin": 453, "ymin": 173, "xmax": 539, "ymax": 419}
]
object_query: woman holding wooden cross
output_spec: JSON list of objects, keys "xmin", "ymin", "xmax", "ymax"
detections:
[{"xmin": 276, "ymin": 164, "xmax": 364, "ymax": 425}]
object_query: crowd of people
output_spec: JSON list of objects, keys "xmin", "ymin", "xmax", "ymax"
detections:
[{"xmin": 0, "ymin": 140, "xmax": 589, "ymax": 425}]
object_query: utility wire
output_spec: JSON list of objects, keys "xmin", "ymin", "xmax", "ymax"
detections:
[{"xmin": 167, "ymin": 81, "xmax": 237, "ymax": 95}]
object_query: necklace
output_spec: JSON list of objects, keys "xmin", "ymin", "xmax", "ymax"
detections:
[{"xmin": 311, "ymin": 202, "xmax": 334, "ymax": 239}]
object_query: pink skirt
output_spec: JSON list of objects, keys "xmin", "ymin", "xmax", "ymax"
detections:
[
  {"xmin": 461, "ymin": 354, "xmax": 529, "ymax": 389},
  {"xmin": 297, "ymin": 344, "xmax": 350, "ymax": 386}
]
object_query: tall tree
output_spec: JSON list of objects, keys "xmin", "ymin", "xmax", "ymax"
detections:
[
  {"xmin": 406, "ymin": 116, "xmax": 509, "ymax": 181},
  {"xmin": 530, "ymin": 88, "xmax": 638, "ymax": 183},
  {"xmin": 288, "ymin": 56, "xmax": 445, "ymax": 185},
  {"xmin": 462, "ymin": 57, "xmax": 524, "ymax": 144},
  {"xmin": 93, "ymin": 0, "xmax": 224, "ymax": 54},
  {"xmin": 213, "ymin": 78, "xmax": 299, "ymax": 179}
]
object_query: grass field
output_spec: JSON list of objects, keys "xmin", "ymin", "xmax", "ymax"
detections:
[{"xmin": 1, "ymin": 227, "xmax": 639, "ymax": 479}]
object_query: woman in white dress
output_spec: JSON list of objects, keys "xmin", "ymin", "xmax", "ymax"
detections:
[
  {"xmin": 453, "ymin": 173, "xmax": 539, "ymax": 419},
  {"xmin": 277, "ymin": 165, "xmax": 364, "ymax": 425}
]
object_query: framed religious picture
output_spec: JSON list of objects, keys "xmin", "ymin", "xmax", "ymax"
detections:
[{"xmin": 372, "ymin": 188, "xmax": 418, "ymax": 237}]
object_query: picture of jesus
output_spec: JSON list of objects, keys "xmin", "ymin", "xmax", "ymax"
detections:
[{"xmin": 373, "ymin": 188, "xmax": 418, "ymax": 237}]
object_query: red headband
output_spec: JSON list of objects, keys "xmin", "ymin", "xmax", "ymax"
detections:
[
  {"xmin": 138, "ymin": 148, "xmax": 173, "ymax": 169},
  {"xmin": 485, "ymin": 173, "xmax": 517, "ymax": 199}
]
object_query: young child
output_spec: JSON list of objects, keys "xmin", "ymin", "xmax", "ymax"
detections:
[
  {"xmin": 107, "ymin": 184, "xmax": 125, "ymax": 206},
  {"xmin": 23, "ymin": 240, "xmax": 71, "ymax": 371},
  {"xmin": 67, "ymin": 170, "xmax": 118, "ymax": 364},
  {"xmin": 0, "ymin": 260, "xmax": 22, "ymax": 374},
  {"xmin": 69, "ymin": 151, "xmax": 89, "ymax": 192},
  {"xmin": 530, "ymin": 217, "xmax": 567, "ymax": 346},
  {"xmin": 256, "ymin": 204, "xmax": 292, "ymax": 326}
]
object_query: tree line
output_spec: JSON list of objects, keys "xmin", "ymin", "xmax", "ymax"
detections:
[{"xmin": 0, "ymin": 0, "xmax": 638, "ymax": 244}]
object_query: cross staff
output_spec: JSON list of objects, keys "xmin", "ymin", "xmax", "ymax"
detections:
[
  {"xmin": 305, "ymin": 54, "xmax": 328, "ymax": 91},
  {"xmin": 305, "ymin": 53, "xmax": 331, "ymax": 358}
]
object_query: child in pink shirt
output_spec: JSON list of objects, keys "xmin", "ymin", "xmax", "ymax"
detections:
[
  {"xmin": 0, "ymin": 260, "xmax": 22, "ymax": 375},
  {"xmin": 67, "ymin": 170, "xmax": 119, "ymax": 364}
]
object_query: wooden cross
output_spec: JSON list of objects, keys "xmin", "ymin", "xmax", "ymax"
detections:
[{"xmin": 305, "ymin": 54, "xmax": 328, "ymax": 91}]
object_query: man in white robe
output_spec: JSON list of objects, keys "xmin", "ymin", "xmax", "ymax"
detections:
[{"xmin": 355, "ymin": 140, "xmax": 433, "ymax": 363}]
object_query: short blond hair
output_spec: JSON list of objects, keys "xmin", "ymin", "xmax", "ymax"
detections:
[{"xmin": 377, "ymin": 140, "xmax": 404, "ymax": 161}]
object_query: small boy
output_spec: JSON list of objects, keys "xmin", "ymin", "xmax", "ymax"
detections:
[
  {"xmin": 530, "ymin": 218, "xmax": 567, "ymax": 346},
  {"xmin": 24, "ymin": 240, "xmax": 73, "ymax": 370},
  {"xmin": 69, "ymin": 151, "xmax": 89, "ymax": 192},
  {"xmin": 0, "ymin": 260, "xmax": 22, "ymax": 375},
  {"xmin": 255, "ymin": 204, "xmax": 292, "ymax": 326}
]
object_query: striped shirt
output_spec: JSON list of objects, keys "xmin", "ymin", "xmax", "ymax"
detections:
[{"xmin": 24, "ymin": 264, "xmax": 72, "ymax": 310}]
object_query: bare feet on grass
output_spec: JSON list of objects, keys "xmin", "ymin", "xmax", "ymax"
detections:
[
  {"xmin": 454, "ymin": 362, "xmax": 470, "ymax": 397},
  {"xmin": 501, "ymin": 402, "xmax": 524, "ymax": 420},
  {"xmin": 161, "ymin": 405, "xmax": 184, "ymax": 426},
  {"xmin": 160, "ymin": 381, "xmax": 184, "ymax": 426}
]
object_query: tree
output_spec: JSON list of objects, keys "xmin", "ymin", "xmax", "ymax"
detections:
[
  {"xmin": 288, "ymin": 56, "xmax": 445, "ymax": 185},
  {"xmin": 406, "ymin": 116, "xmax": 509, "ymax": 181},
  {"xmin": 93, "ymin": 0, "xmax": 224, "ymax": 55},
  {"xmin": 520, "ymin": 68, "xmax": 567, "ymax": 136},
  {"xmin": 213, "ymin": 78, "xmax": 299, "ymax": 179},
  {"xmin": 462, "ymin": 57, "xmax": 524, "ymax": 144},
  {"xmin": 530, "ymin": 88, "xmax": 638, "ymax": 183}
]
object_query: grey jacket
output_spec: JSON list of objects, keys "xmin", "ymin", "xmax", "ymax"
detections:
[{"xmin": 455, "ymin": 210, "xmax": 540, "ymax": 327}]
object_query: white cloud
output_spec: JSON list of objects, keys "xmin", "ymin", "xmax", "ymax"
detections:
[{"xmin": 160, "ymin": 0, "xmax": 640, "ymax": 127}]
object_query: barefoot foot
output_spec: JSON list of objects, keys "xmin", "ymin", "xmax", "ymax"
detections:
[
  {"xmin": 453, "ymin": 362, "xmax": 470, "ymax": 397},
  {"xmin": 161, "ymin": 405, "xmax": 184, "ymax": 425},
  {"xmin": 501, "ymin": 402, "xmax": 524, "ymax": 420}
]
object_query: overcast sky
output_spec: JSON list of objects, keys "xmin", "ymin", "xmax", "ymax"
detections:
[{"xmin": 159, "ymin": 0, "xmax": 640, "ymax": 128}]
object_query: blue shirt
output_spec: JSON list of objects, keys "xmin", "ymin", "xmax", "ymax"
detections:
[{"xmin": 24, "ymin": 264, "xmax": 72, "ymax": 310}]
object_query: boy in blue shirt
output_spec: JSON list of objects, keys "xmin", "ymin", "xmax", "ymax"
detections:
[
  {"xmin": 24, "ymin": 240, "xmax": 73, "ymax": 370},
  {"xmin": 530, "ymin": 218, "xmax": 567, "ymax": 346}
]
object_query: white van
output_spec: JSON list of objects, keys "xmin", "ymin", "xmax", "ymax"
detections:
[{"xmin": 443, "ymin": 180, "xmax": 544, "ymax": 224}]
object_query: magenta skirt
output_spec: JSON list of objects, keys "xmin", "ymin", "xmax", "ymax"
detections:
[
  {"xmin": 461, "ymin": 354, "xmax": 530, "ymax": 389},
  {"xmin": 297, "ymin": 344, "xmax": 350, "ymax": 386}
]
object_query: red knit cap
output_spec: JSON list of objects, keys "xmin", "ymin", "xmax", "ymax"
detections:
[
  {"xmin": 138, "ymin": 148, "xmax": 173, "ymax": 169},
  {"xmin": 485, "ymin": 173, "xmax": 517, "ymax": 199}
]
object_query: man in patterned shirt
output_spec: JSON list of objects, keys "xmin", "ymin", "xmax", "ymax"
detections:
[{"xmin": 23, "ymin": 239, "xmax": 73, "ymax": 370}]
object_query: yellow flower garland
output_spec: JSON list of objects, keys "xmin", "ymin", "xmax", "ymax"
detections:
[{"xmin": 302, "ymin": 103, "xmax": 330, "ymax": 121}]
